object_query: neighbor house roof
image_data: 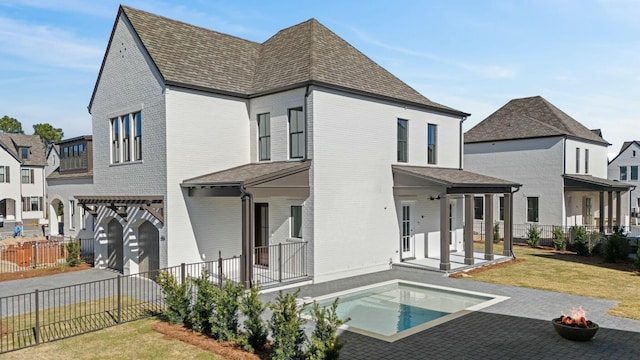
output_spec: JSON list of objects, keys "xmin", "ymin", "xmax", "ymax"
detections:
[
  {"xmin": 464, "ymin": 96, "xmax": 609, "ymax": 145},
  {"xmin": 89, "ymin": 6, "xmax": 466, "ymax": 117},
  {"xmin": 564, "ymin": 174, "xmax": 631, "ymax": 191},
  {"xmin": 608, "ymin": 140, "xmax": 640, "ymax": 164},
  {"xmin": 0, "ymin": 133, "xmax": 47, "ymax": 166}
]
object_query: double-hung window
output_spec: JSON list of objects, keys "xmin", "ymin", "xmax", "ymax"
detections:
[
  {"xmin": 22, "ymin": 196, "xmax": 43, "ymax": 212},
  {"xmin": 527, "ymin": 197, "xmax": 539, "ymax": 222},
  {"xmin": 427, "ymin": 124, "xmax": 437, "ymax": 165},
  {"xmin": 290, "ymin": 205, "xmax": 302, "ymax": 239},
  {"xmin": 499, "ymin": 196, "xmax": 505, "ymax": 221},
  {"xmin": 584, "ymin": 149, "xmax": 589, "ymax": 174},
  {"xmin": 288, "ymin": 108, "xmax": 305, "ymax": 159},
  {"xmin": 258, "ymin": 113, "xmax": 271, "ymax": 161},
  {"xmin": 0, "ymin": 166, "xmax": 9, "ymax": 183},
  {"xmin": 21, "ymin": 169, "xmax": 33, "ymax": 184},
  {"xmin": 575, "ymin": 148, "xmax": 580, "ymax": 173},
  {"xmin": 111, "ymin": 111, "xmax": 142, "ymax": 164},
  {"xmin": 621, "ymin": 166, "xmax": 628, "ymax": 180},
  {"xmin": 632, "ymin": 166, "xmax": 638, "ymax": 181},
  {"xmin": 20, "ymin": 147, "xmax": 29, "ymax": 160},
  {"xmin": 397, "ymin": 119, "xmax": 408, "ymax": 162}
]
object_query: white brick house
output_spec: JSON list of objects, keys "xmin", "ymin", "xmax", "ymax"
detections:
[
  {"xmin": 0, "ymin": 134, "xmax": 47, "ymax": 225},
  {"xmin": 608, "ymin": 141, "xmax": 640, "ymax": 225},
  {"xmin": 464, "ymin": 96, "xmax": 631, "ymax": 233},
  {"xmin": 84, "ymin": 6, "xmax": 519, "ymax": 284}
]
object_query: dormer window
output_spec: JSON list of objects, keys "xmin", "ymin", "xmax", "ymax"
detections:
[{"xmin": 20, "ymin": 147, "xmax": 29, "ymax": 159}]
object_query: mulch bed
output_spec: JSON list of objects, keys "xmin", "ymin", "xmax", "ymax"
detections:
[{"xmin": 0, "ymin": 263, "xmax": 92, "ymax": 282}]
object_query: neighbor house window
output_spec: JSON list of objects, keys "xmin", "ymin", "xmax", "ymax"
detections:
[
  {"xmin": 21, "ymin": 169, "xmax": 34, "ymax": 184},
  {"xmin": 632, "ymin": 166, "xmax": 638, "ymax": 181},
  {"xmin": 288, "ymin": 107, "xmax": 305, "ymax": 159},
  {"xmin": 22, "ymin": 196, "xmax": 43, "ymax": 212},
  {"xmin": 427, "ymin": 124, "xmax": 437, "ymax": 165},
  {"xmin": 499, "ymin": 196, "xmax": 505, "ymax": 221},
  {"xmin": 20, "ymin": 147, "xmax": 29, "ymax": 159},
  {"xmin": 134, "ymin": 111, "xmax": 142, "ymax": 161},
  {"xmin": 111, "ymin": 117, "xmax": 120, "ymax": 163},
  {"xmin": 474, "ymin": 196, "xmax": 483, "ymax": 220},
  {"xmin": 584, "ymin": 149, "xmax": 589, "ymax": 174},
  {"xmin": 0, "ymin": 166, "xmax": 9, "ymax": 183},
  {"xmin": 290, "ymin": 205, "xmax": 302, "ymax": 238},
  {"xmin": 397, "ymin": 119, "xmax": 408, "ymax": 162},
  {"xmin": 122, "ymin": 114, "xmax": 131, "ymax": 162},
  {"xmin": 258, "ymin": 113, "xmax": 271, "ymax": 161},
  {"xmin": 620, "ymin": 166, "xmax": 627, "ymax": 180},
  {"xmin": 575, "ymin": 148, "xmax": 580, "ymax": 173},
  {"xmin": 527, "ymin": 197, "xmax": 539, "ymax": 222}
]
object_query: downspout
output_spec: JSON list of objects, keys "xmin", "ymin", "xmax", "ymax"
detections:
[
  {"xmin": 239, "ymin": 186, "xmax": 254, "ymax": 289},
  {"xmin": 459, "ymin": 116, "xmax": 467, "ymax": 170}
]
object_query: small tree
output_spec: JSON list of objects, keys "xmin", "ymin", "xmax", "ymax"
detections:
[
  {"xmin": 308, "ymin": 299, "xmax": 348, "ymax": 360},
  {"xmin": 240, "ymin": 284, "xmax": 268, "ymax": 352},
  {"xmin": 65, "ymin": 238, "xmax": 81, "ymax": 267},
  {"xmin": 156, "ymin": 271, "xmax": 191, "ymax": 325},
  {"xmin": 573, "ymin": 226, "xmax": 590, "ymax": 256},
  {"xmin": 526, "ymin": 224, "xmax": 541, "ymax": 248},
  {"xmin": 189, "ymin": 270, "xmax": 217, "ymax": 334},
  {"xmin": 552, "ymin": 226, "xmax": 566, "ymax": 251},
  {"xmin": 493, "ymin": 222, "xmax": 501, "ymax": 244},
  {"xmin": 604, "ymin": 226, "xmax": 630, "ymax": 263},
  {"xmin": 269, "ymin": 290, "xmax": 306, "ymax": 360},
  {"xmin": 210, "ymin": 280, "xmax": 244, "ymax": 341}
]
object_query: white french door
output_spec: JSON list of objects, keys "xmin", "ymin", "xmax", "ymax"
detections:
[{"xmin": 401, "ymin": 203, "xmax": 415, "ymax": 259}]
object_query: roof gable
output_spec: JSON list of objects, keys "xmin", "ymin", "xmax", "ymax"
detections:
[
  {"xmin": 465, "ymin": 96, "xmax": 609, "ymax": 145},
  {"xmin": 0, "ymin": 133, "xmax": 47, "ymax": 166},
  {"xmin": 608, "ymin": 140, "xmax": 640, "ymax": 164},
  {"xmin": 91, "ymin": 6, "xmax": 465, "ymax": 116}
]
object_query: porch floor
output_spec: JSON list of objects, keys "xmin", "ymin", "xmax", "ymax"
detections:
[{"xmin": 395, "ymin": 250, "xmax": 511, "ymax": 273}]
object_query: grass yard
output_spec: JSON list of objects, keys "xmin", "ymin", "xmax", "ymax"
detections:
[
  {"xmin": 461, "ymin": 243, "xmax": 640, "ymax": 320},
  {"xmin": 0, "ymin": 318, "xmax": 223, "ymax": 360}
]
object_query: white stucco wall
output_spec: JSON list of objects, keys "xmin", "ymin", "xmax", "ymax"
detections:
[
  {"xmin": 564, "ymin": 138, "xmax": 609, "ymax": 178},
  {"xmin": 310, "ymin": 87, "xmax": 463, "ymax": 282},
  {"xmin": 46, "ymin": 178, "xmax": 94, "ymax": 239},
  {"xmin": 0, "ymin": 151, "xmax": 21, "ymax": 220},
  {"xmin": 20, "ymin": 166, "xmax": 46, "ymax": 221},
  {"xmin": 464, "ymin": 137, "xmax": 565, "ymax": 225},
  {"xmin": 608, "ymin": 142, "xmax": 640, "ymax": 214}
]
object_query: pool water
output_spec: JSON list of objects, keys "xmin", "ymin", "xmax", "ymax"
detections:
[{"xmin": 308, "ymin": 280, "xmax": 508, "ymax": 341}]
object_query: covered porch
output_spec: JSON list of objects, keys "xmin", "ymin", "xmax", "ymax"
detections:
[{"xmin": 392, "ymin": 165, "xmax": 521, "ymax": 272}]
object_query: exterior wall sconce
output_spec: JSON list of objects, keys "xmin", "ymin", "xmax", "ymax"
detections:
[{"xmin": 430, "ymin": 195, "xmax": 441, "ymax": 200}]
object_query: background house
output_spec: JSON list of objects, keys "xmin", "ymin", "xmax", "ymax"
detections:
[
  {"xmin": 608, "ymin": 141, "xmax": 640, "ymax": 226},
  {"xmin": 0, "ymin": 133, "xmax": 47, "ymax": 225},
  {"xmin": 84, "ymin": 5, "xmax": 518, "ymax": 284},
  {"xmin": 464, "ymin": 96, "xmax": 631, "ymax": 234}
]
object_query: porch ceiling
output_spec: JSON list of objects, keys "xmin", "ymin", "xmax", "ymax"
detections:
[
  {"xmin": 564, "ymin": 174, "xmax": 632, "ymax": 192},
  {"xmin": 392, "ymin": 165, "xmax": 521, "ymax": 194}
]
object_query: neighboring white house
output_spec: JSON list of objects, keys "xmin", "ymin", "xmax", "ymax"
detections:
[
  {"xmin": 608, "ymin": 141, "xmax": 640, "ymax": 225},
  {"xmin": 46, "ymin": 136, "xmax": 94, "ymax": 239},
  {"xmin": 0, "ymin": 133, "xmax": 47, "ymax": 225},
  {"xmin": 464, "ymin": 96, "xmax": 631, "ymax": 233},
  {"xmin": 83, "ymin": 5, "xmax": 519, "ymax": 284}
]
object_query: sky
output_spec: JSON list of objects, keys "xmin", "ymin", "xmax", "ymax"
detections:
[{"xmin": 0, "ymin": 0, "xmax": 638, "ymax": 158}]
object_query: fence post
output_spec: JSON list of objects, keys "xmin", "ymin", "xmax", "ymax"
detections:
[
  {"xmin": 34, "ymin": 289, "xmax": 40, "ymax": 345},
  {"xmin": 278, "ymin": 243, "xmax": 282, "ymax": 283},
  {"xmin": 33, "ymin": 244, "xmax": 37, "ymax": 269},
  {"xmin": 117, "ymin": 275, "xmax": 121, "ymax": 324},
  {"xmin": 180, "ymin": 263, "xmax": 186, "ymax": 285},
  {"xmin": 218, "ymin": 251, "xmax": 223, "ymax": 288}
]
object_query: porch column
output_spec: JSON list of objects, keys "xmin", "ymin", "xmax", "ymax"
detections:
[
  {"xmin": 608, "ymin": 191, "xmax": 613, "ymax": 233},
  {"xmin": 484, "ymin": 194, "xmax": 494, "ymax": 260},
  {"xmin": 599, "ymin": 191, "xmax": 605, "ymax": 233},
  {"xmin": 439, "ymin": 194, "xmax": 451, "ymax": 271},
  {"xmin": 464, "ymin": 194, "xmax": 474, "ymax": 265},
  {"xmin": 241, "ymin": 193, "xmax": 254, "ymax": 289},
  {"xmin": 616, "ymin": 191, "xmax": 622, "ymax": 229},
  {"xmin": 503, "ymin": 193, "xmax": 512, "ymax": 256}
]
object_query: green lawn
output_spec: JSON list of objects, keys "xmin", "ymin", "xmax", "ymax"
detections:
[{"xmin": 466, "ymin": 243, "xmax": 640, "ymax": 320}]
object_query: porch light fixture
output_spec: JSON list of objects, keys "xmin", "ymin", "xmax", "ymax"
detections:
[{"xmin": 430, "ymin": 195, "xmax": 441, "ymax": 200}]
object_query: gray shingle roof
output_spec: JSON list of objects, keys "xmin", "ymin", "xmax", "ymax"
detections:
[
  {"xmin": 392, "ymin": 165, "xmax": 521, "ymax": 188},
  {"xmin": 564, "ymin": 174, "xmax": 631, "ymax": 190},
  {"xmin": 90, "ymin": 6, "xmax": 465, "ymax": 116},
  {"xmin": 464, "ymin": 96, "xmax": 609, "ymax": 145},
  {"xmin": 0, "ymin": 133, "xmax": 47, "ymax": 166},
  {"xmin": 183, "ymin": 161, "xmax": 310, "ymax": 187}
]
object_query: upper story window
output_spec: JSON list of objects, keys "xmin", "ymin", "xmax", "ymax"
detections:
[
  {"xmin": 258, "ymin": 113, "xmax": 271, "ymax": 161},
  {"xmin": 19, "ymin": 147, "xmax": 29, "ymax": 159},
  {"xmin": 527, "ymin": 197, "xmax": 539, "ymax": 222},
  {"xmin": 111, "ymin": 111, "xmax": 142, "ymax": 164},
  {"xmin": 21, "ymin": 168, "xmax": 34, "ymax": 184},
  {"xmin": 288, "ymin": 107, "xmax": 305, "ymax": 159},
  {"xmin": 427, "ymin": 124, "xmax": 437, "ymax": 165},
  {"xmin": 397, "ymin": 119, "xmax": 408, "ymax": 163},
  {"xmin": 290, "ymin": 205, "xmax": 302, "ymax": 239},
  {"xmin": 632, "ymin": 166, "xmax": 638, "ymax": 181},
  {"xmin": 585, "ymin": 149, "xmax": 589, "ymax": 174},
  {"xmin": 474, "ymin": 196, "xmax": 483, "ymax": 220},
  {"xmin": 633, "ymin": 150, "xmax": 637, "ymax": 157},
  {"xmin": 60, "ymin": 142, "xmax": 87, "ymax": 171},
  {"xmin": 575, "ymin": 148, "xmax": 580, "ymax": 173},
  {"xmin": 621, "ymin": 166, "xmax": 627, "ymax": 180},
  {"xmin": 0, "ymin": 166, "xmax": 9, "ymax": 183}
]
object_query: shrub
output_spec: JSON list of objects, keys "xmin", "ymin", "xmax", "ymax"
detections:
[
  {"xmin": 156, "ymin": 271, "xmax": 191, "ymax": 325},
  {"xmin": 269, "ymin": 290, "xmax": 306, "ymax": 360},
  {"xmin": 308, "ymin": 298, "xmax": 349, "ymax": 360},
  {"xmin": 189, "ymin": 270, "xmax": 217, "ymax": 334},
  {"xmin": 604, "ymin": 226, "xmax": 630, "ymax": 263},
  {"xmin": 634, "ymin": 247, "xmax": 640, "ymax": 271},
  {"xmin": 572, "ymin": 226, "xmax": 590, "ymax": 256},
  {"xmin": 65, "ymin": 239, "xmax": 81, "ymax": 267},
  {"xmin": 526, "ymin": 224, "xmax": 541, "ymax": 248},
  {"xmin": 211, "ymin": 280, "xmax": 244, "ymax": 341},
  {"xmin": 493, "ymin": 222, "xmax": 501, "ymax": 244},
  {"xmin": 240, "ymin": 284, "xmax": 268, "ymax": 352},
  {"xmin": 552, "ymin": 227, "xmax": 566, "ymax": 251}
]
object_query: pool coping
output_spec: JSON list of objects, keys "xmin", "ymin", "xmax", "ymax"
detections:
[{"xmin": 301, "ymin": 279, "xmax": 510, "ymax": 342}]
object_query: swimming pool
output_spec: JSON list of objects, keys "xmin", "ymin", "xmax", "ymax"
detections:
[{"xmin": 306, "ymin": 280, "xmax": 509, "ymax": 342}]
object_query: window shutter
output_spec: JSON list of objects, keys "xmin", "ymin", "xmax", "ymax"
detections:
[
  {"xmin": 22, "ymin": 197, "xmax": 27, "ymax": 212},
  {"xmin": 5, "ymin": 166, "xmax": 9, "ymax": 183},
  {"xmin": 30, "ymin": 169, "xmax": 34, "ymax": 184},
  {"xmin": 39, "ymin": 197, "xmax": 43, "ymax": 212}
]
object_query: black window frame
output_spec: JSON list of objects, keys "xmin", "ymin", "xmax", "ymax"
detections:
[
  {"xmin": 290, "ymin": 205, "xmax": 303, "ymax": 238},
  {"xmin": 427, "ymin": 123, "xmax": 437, "ymax": 165},
  {"xmin": 258, "ymin": 113, "xmax": 271, "ymax": 161},
  {"xmin": 621, "ymin": 166, "xmax": 627, "ymax": 180},
  {"xmin": 527, "ymin": 197, "xmax": 539, "ymax": 222},
  {"xmin": 397, "ymin": 119, "xmax": 408, "ymax": 163},
  {"xmin": 288, "ymin": 107, "xmax": 305, "ymax": 159},
  {"xmin": 473, "ymin": 196, "xmax": 483, "ymax": 220}
]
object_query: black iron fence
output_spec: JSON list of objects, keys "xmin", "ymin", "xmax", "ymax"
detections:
[{"xmin": 0, "ymin": 241, "xmax": 308, "ymax": 354}]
